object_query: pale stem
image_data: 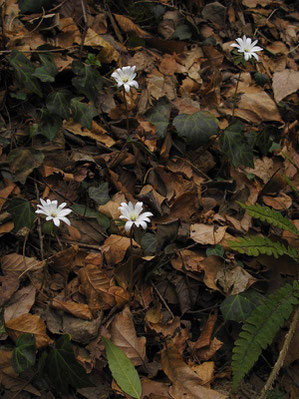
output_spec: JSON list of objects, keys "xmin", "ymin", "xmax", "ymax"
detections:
[
  {"xmin": 232, "ymin": 70, "xmax": 242, "ymax": 119},
  {"xmin": 123, "ymin": 86, "xmax": 130, "ymax": 136}
]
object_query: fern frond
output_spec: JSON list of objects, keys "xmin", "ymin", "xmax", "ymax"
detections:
[
  {"xmin": 227, "ymin": 236, "xmax": 299, "ymax": 262},
  {"xmin": 232, "ymin": 281, "xmax": 299, "ymax": 391},
  {"xmin": 238, "ymin": 202, "xmax": 298, "ymax": 236}
]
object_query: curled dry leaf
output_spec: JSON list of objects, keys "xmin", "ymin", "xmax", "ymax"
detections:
[
  {"xmin": 5, "ymin": 313, "xmax": 53, "ymax": 349},
  {"xmin": 1, "ymin": 253, "xmax": 45, "ymax": 278},
  {"xmin": 52, "ymin": 298, "xmax": 93, "ymax": 320},
  {"xmin": 113, "ymin": 14, "xmax": 151, "ymax": 38},
  {"xmin": 189, "ymin": 311, "xmax": 218, "ymax": 350},
  {"xmin": 197, "ymin": 338, "xmax": 223, "ymax": 362},
  {"xmin": 101, "ymin": 234, "xmax": 131, "ymax": 265},
  {"xmin": 50, "ymin": 245, "xmax": 79, "ymax": 279},
  {"xmin": 110, "ymin": 306, "xmax": 147, "ymax": 366}
]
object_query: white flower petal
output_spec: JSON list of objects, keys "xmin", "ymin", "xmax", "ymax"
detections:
[{"xmin": 125, "ymin": 221, "xmax": 133, "ymax": 232}]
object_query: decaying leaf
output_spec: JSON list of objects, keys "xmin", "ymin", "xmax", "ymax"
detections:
[
  {"xmin": 1, "ymin": 253, "xmax": 45, "ymax": 278},
  {"xmin": 272, "ymin": 69, "xmax": 299, "ymax": 103}
]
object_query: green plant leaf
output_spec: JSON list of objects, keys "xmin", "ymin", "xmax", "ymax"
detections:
[
  {"xmin": 33, "ymin": 53, "xmax": 58, "ymax": 82},
  {"xmin": 173, "ymin": 111, "xmax": 218, "ymax": 147},
  {"xmin": 141, "ymin": 232, "xmax": 157, "ymax": 256},
  {"xmin": 88, "ymin": 182, "xmax": 110, "ymax": 205},
  {"xmin": 8, "ymin": 147, "xmax": 45, "ymax": 184},
  {"xmin": 11, "ymin": 333, "xmax": 36, "ymax": 373},
  {"xmin": 71, "ymin": 61, "xmax": 102, "ymax": 103},
  {"xmin": 37, "ymin": 108, "xmax": 62, "ymax": 141},
  {"xmin": 70, "ymin": 97, "xmax": 97, "ymax": 129},
  {"xmin": 8, "ymin": 50, "xmax": 42, "ymax": 97},
  {"xmin": 232, "ymin": 281, "xmax": 299, "ymax": 391},
  {"xmin": 220, "ymin": 291, "xmax": 265, "ymax": 322},
  {"xmin": 46, "ymin": 89, "xmax": 72, "ymax": 119},
  {"xmin": 18, "ymin": 0, "xmax": 53, "ymax": 12},
  {"xmin": 206, "ymin": 244, "xmax": 224, "ymax": 258},
  {"xmin": 146, "ymin": 99, "xmax": 171, "ymax": 138},
  {"xmin": 7, "ymin": 198, "xmax": 36, "ymax": 232},
  {"xmin": 102, "ymin": 337, "xmax": 142, "ymax": 399},
  {"xmin": 219, "ymin": 121, "xmax": 254, "ymax": 168},
  {"xmin": 10, "ymin": 91, "xmax": 27, "ymax": 100},
  {"xmin": 172, "ymin": 24, "xmax": 192, "ymax": 40},
  {"xmin": 46, "ymin": 334, "xmax": 94, "ymax": 394},
  {"xmin": 71, "ymin": 203, "xmax": 110, "ymax": 229}
]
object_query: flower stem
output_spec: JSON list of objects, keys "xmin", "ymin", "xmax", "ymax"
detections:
[
  {"xmin": 129, "ymin": 231, "xmax": 134, "ymax": 292},
  {"xmin": 231, "ymin": 70, "xmax": 242, "ymax": 119},
  {"xmin": 123, "ymin": 87, "xmax": 130, "ymax": 136}
]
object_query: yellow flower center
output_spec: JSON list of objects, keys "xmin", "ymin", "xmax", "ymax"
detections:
[
  {"xmin": 123, "ymin": 76, "xmax": 129, "ymax": 83},
  {"xmin": 51, "ymin": 212, "xmax": 57, "ymax": 217},
  {"xmin": 131, "ymin": 215, "xmax": 136, "ymax": 221}
]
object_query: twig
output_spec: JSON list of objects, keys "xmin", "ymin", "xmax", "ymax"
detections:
[
  {"xmin": 258, "ymin": 306, "xmax": 299, "ymax": 399},
  {"xmin": 35, "ymin": 182, "xmax": 44, "ymax": 260},
  {"xmin": 151, "ymin": 281, "xmax": 175, "ymax": 319}
]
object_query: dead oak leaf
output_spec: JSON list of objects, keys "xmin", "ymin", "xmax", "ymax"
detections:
[
  {"xmin": 272, "ymin": 69, "xmax": 299, "ymax": 103},
  {"xmin": 101, "ymin": 234, "xmax": 131, "ymax": 265},
  {"xmin": 110, "ymin": 306, "xmax": 147, "ymax": 366}
]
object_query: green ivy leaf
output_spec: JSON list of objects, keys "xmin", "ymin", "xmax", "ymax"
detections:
[
  {"xmin": 8, "ymin": 50, "xmax": 42, "ymax": 97},
  {"xmin": 46, "ymin": 334, "xmax": 94, "ymax": 394},
  {"xmin": 7, "ymin": 198, "xmax": 36, "ymax": 232},
  {"xmin": 71, "ymin": 61, "xmax": 102, "ymax": 103},
  {"xmin": 11, "ymin": 333, "xmax": 36, "ymax": 373},
  {"xmin": 70, "ymin": 97, "xmax": 97, "ymax": 130},
  {"xmin": 141, "ymin": 232, "xmax": 157, "ymax": 256},
  {"xmin": 10, "ymin": 91, "xmax": 27, "ymax": 100},
  {"xmin": 173, "ymin": 111, "xmax": 218, "ymax": 147},
  {"xmin": 46, "ymin": 89, "xmax": 72, "ymax": 119},
  {"xmin": 102, "ymin": 337, "xmax": 142, "ymax": 399},
  {"xmin": 220, "ymin": 291, "xmax": 265, "ymax": 322},
  {"xmin": 88, "ymin": 182, "xmax": 110, "ymax": 205},
  {"xmin": 37, "ymin": 108, "xmax": 62, "ymax": 141},
  {"xmin": 33, "ymin": 53, "xmax": 58, "ymax": 82},
  {"xmin": 219, "ymin": 120, "xmax": 254, "ymax": 168},
  {"xmin": 71, "ymin": 203, "xmax": 110, "ymax": 229},
  {"xmin": 18, "ymin": 0, "xmax": 53, "ymax": 12},
  {"xmin": 146, "ymin": 99, "xmax": 171, "ymax": 138},
  {"xmin": 8, "ymin": 147, "xmax": 45, "ymax": 184}
]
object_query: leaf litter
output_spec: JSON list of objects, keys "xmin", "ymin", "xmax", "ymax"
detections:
[{"xmin": 0, "ymin": 0, "xmax": 299, "ymax": 398}]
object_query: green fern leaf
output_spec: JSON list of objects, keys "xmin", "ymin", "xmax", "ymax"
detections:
[
  {"xmin": 227, "ymin": 236, "xmax": 299, "ymax": 262},
  {"xmin": 238, "ymin": 203, "xmax": 298, "ymax": 236},
  {"xmin": 232, "ymin": 281, "xmax": 299, "ymax": 391}
]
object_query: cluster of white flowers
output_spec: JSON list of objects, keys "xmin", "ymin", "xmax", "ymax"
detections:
[
  {"xmin": 118, "ymin": 201, "xmax": 153, "ymax": 232},
  {"xmin": 111, "ymin": 66, "xmax": 139, "ymax": 93},
  {"xmin": 230, "ymin": 35, "xmax": 263, "ymax": 61},
  {"xmin": 36, "ymin": 199, "xmax": 72, "ymax": 227}
]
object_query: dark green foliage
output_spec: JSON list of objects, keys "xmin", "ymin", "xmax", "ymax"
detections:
[
  {"xmin": 37, "ymin": 108, "xmax": 62, "ymax": 141},
  {"xmin": 11, "ymin": 333, "xmax": 36, "ymax": 373},
  {"xmin": 141, "ymin": 232, "xmax": 157, "ymax": 255},
  {"xmin": 46, "ymin": 90, "xmax": 72, "ymax": 119},
  {"xmin": 7, "ymin": 198, "xmax": 36, "ymax": 232},
  {"xmin": 232, "ymin": 281, "xmax": 299, "ymax": 391},
  {"xmin": 33, "ymin": 53, "xmax": 58, "ymax": 83},
  {"xmin": 71, "ymin": 61, "xmax": 102, "ymax": 103},
  {"xmin": 238, "ymin": 202, "xmax": 298, "ymax": 236},
  {"xmin": 70, "ymin": 97, "xmax": 98, "ymax": 130},
  {"xmin": 71, "ymin": 203, "xmax": 110, "ymax": 229},
  {"xmin": 219, "ymin": 120, "xmax": 254, "ymax": 168},
  {"xmin": 9, "ymin": 50, "xmax": 42, "ymax": 97},
  {"xmin": 46, "ymin": 334, "xmax": 94, "ymax": 394},
  {"xmin": 173, "ymin": 111, "xmax": 218, "ymax": 147},
  {"xmin": 227, "ymin": 235, "xmax": 299, "ymax": 262},
  {"xmin": 206, "ymin": 245, "xmax": 224, "ymax": 258},
  {"xmin": 18, "ymin": 0, "xmax": 53, "ymax": 12},
  {"xmin": 220, "ymin": 291, "xmax": 265, "ymax": 322},
  {"xmin": 88, "ymin": 182, "xmax": 110, "ymax": 205},
  {"xmin": 146, "ymin": 99, "xmax": 171, "ymax": 138}
]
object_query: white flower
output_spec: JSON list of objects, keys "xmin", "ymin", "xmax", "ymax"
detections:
[
  {"xmin": 119, "ymin": 201, "xmax": 153, "ymax": 232},
  {"xmin": 36, "ymin": 199, "xmax": 72, "ymax": 227},
  {"xmin": 111, "ymin": 66, "xmax": 139, "ymax": 93},
  {"xmin": 230, "ymin": 35, "xmax": 263, "ymax": 61}
]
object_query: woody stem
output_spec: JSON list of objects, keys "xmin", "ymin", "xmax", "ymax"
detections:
[{"xmin": 232, "ymin": 70, "xmax": 242, "ymax": 119}]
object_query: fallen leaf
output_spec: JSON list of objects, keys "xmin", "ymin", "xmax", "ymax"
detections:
[
  {"xmin": 197, "ymin": 338, "xmax": 223, "ymax": 361},
  {"xmin": 1, "ymin": 253, "xmax": 45, "ymax": 277},
  {"xmin": 101, "ymin": 234, "xmax": 131, "ymax": 265},
  {"xmin": 50, "ymin": 245, "xmax": 79, "ymax": 279},
  {"xmin": 4, "ymin": 285, "xmax": 36, "ymax": 322},
  {"xmin": 192, "ymin": 362, "xmax": 215, "ymax": 387},
  {"xmin": 113, "ymin": 14, "xmax": 151, "ymax": 38},
  {"xmin": 190, "ymin": 224, "xmax": 227, "ymax": 245},
  {"xmin": 0, "ymin": 181, "xmax": 16, "ymax": 211},
  {"xmin": 215, "ymin": 265, "xmax": 257, "ymax": 295},
  {"xmin": 262, "ymin": 193, "xmax": 292, "ymax": 210},
  {"xmin": 52, "ymin": 298, "xmax": 93, "ymax": 320},
  {"xmin": 189, "ymin": 311, "xmax": 218, "ymax": 350},
  {"xmin": 110, "ymin": 306, "xmax": 147, "ymax": 366},
  {"xmin": 0, "ymin": 275, "xmax": 19, "ymax": 307},
  {"xmin": 63, "ymin": 120, "xmax": 116, "ymax": 147},
  {"xmin": 272, "ymin": 69, "xmax": 299, "ymax": 103},
  {"xmin": 6, "ymin": 313, "xmax": 52, "ymax": 348}
]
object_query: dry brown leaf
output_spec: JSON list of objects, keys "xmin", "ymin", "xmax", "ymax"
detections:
[
  {"xmin": 148, "ymin": 316, "xmax": 181, "ymax": 338},
  {"xmin": 56, "ymin": 17, "xmax": 82, "ymax": 48},
  {"xmin": 171, "ymin": 249, "xmax": 205, "ymax": 273},
  {"xmin": 235, "ymin": 86, "xmax": 282, "ymax": 123},
  {"xmin": 161, "ymin": 342, "xmax": 227, "ymax": 399},
  {"xmin": 52, "ymin": 298, "xmax": 93, "ymax": 320},
  {"xmin": 245, "ymin": 156, "xmax": 274, "ymax": 183},
  {"xmin": 6, "ymin": 313, "xmax": 52, "ymax": 348},
  {"xmin": 0, "ymin": 181, "xmax": 16, "ymax": 211},
  {"xmin": 0, "ymin": 275, "xmax": 19, "ymax": 307},
  {"xmin": 50, "ymin": 245, "xmax": 79, "ymax": 279},
  {"xmin": 113, "ymin": 14, "xmax": 151, "ymax": 38},
  {"xmin": 159, "ymin": 54, "xmax": 179, "ymax": 76},
  {"xmin": 216, "ymin": 265, "xmax": 257, "ymax": 295},
  {"xmin": 242, "ymin": 0, "xmax": 272, "ymax": 6},
  {"xmin": 197, "ymin": 338, "xmax": 223, "ymax": 361},
  {"xmin": 262, "ymin": 193, "xmax": 292, "ymax": 210},
  {"xmin": 192, "ymin": 362, "xmax": 215, "ymax": 387},
  {"xmin": 1, "ymin": 253, "xmax": 45, "ymax": 277},
  {"xmin": 101, "ymin": 234, "xmax": 131, "ymax": 265},
  {"xmin": 110, "ymin": 306, "xmax": 147, "ymax": 366},
  {"xmin": 146, "ymin": 70, "xmax": 177, "ymax": 101},
  {"xmin": 272, "ymin": 69, "xmax": 299, "ymax": 103},
  {"xmin": 4, "ymin": 285, "xmax": 36, "ymax": 322},
  {"xmin": 63, "ymin": 120, "xmax": 116, "ymax": 148},
  {"xmin": 0, "ymin": 221, "xmax": 14, "ymax": 235},
  {"xmin": 98, "ymin": 192, "xmax": 126, "ymax": 219},
  {"xmin": 190, "ymin": 224, "xmax": 227, "ymax": 245},
  {"xmin": 201, "ymin": 256, "xmax": 224, "ymax": 292},
  {"xmin": 189, "ymin": 311, "xmax": 218, "ymax": 350},
  {"xmin": 142, "ymin": 378, "xmax": 171, "ymax": 398}
]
